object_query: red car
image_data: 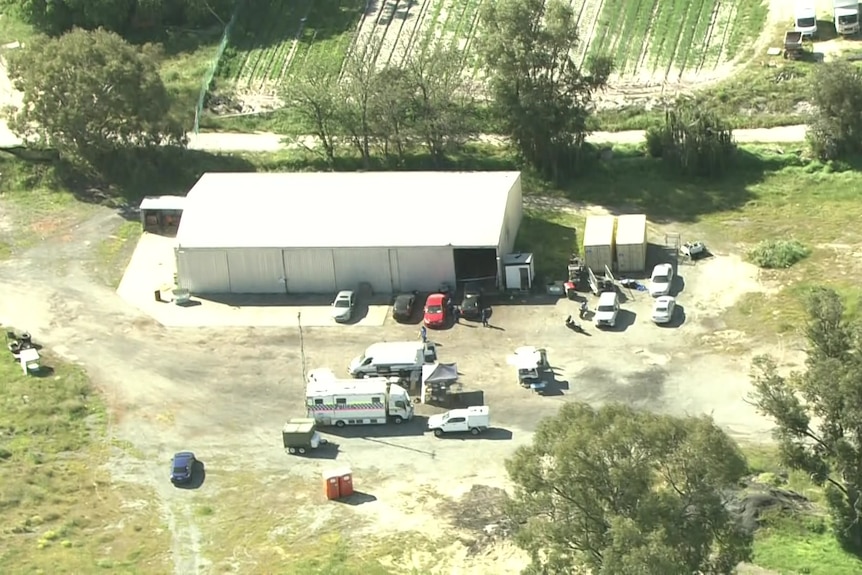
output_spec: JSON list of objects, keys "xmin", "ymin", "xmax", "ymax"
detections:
[{"xmin": 423, "ymin": 293, "xmax": 448, "ymax": 328}]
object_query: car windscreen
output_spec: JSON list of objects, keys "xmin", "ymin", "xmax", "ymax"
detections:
[
  {"xmin": 335, "ymin": 300, "xmax": 350, "ymax": 308},
  {"xmin": 653, "ymin": 275, "xmax": 669, "ymax": 283},
  {"xmin": 395, "ymin": 297, "xmax": 410, "ymax": 310},
  {"xmin": 427, "ymin": 305, "xmax": 443, "ymax": 313},
  {"xmin": 655, "ymin": 304, "xmax": 668, "ymax": 312},
  {"xmin": 597, "ymin": 305, "xmax": 615, "ymax": 312},
  {"xmin": 462, "ymin": 296, "xmax": 478, "ymax": 307},
  {"xmin": 173, "ymin": 466, "xmax": 188, "ymax": 474},
  {"xmin": 797, "ymin": 17, "xmax": 815, "ymax": 27}
]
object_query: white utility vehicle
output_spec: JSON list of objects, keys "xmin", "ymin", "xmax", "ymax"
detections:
[
  {"xmin": 594, "ymin": 291, "xmax": 619, "ymax": 328},
  {"xmin": 427, "ymin": 406, "xmax": 490, "ymax": 437},
  {"xmin": 649, "ymin": 263, "xmax": 674, "ymax": 297},
  {"xmin": 652, "ymin": 296, "xmax": 676, "ymax": 324}
]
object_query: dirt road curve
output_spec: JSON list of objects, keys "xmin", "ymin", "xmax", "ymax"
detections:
[{"xmin": 185, "ymin": 125, "xmax": 808, "ymax": 153}]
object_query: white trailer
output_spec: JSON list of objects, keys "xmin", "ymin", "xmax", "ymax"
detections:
[
  {"xmin": 614, "ymin": 214, "xmax": 647, "ymax": 274},
  {"xmin": 348, "ymin": 341, "xmax": 433, "ymax": 378},
  {"xmin": 306, "ymin": 377, "xmax": 414, "ymax": 428},
  {"xmin": 427, "ymin": 405, "xmax": 490, "ymax": 437},
  {"xmin": 583, "ymin": 215, "xmax": 615, "ymax": 274},
  {"xmin": 834, "ymin": 0, "xmax": 860, "ymax": 35}
]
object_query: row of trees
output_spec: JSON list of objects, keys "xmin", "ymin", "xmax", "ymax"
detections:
[
  {"xmin": 2, "ymin": 0, "xmax": 233, "ymax": 35},
  {"xmin": 511, "ymin": 288, "xmax": 862, "ymax": 574}
]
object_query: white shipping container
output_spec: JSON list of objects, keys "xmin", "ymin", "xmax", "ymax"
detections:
[
  {"xmin": 582, "ymin": 216, "xmax": 615, "ymax": 273},
  {"xmin": 615, "ymin": 214, "xmax": 647, "ymax": 273}
]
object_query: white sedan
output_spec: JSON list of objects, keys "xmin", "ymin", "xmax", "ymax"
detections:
[
  {"xmin": 331, "ymin": 290, "xmax": 355, "ymax": 323},
  {"xmin": 649, "ymin": 263, "xmax": 674, "ymax": 297},
  {"xmin": 652, "ymin": 296, "xmax": 676, "ymax": 324}
]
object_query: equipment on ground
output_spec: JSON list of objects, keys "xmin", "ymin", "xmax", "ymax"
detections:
[
  {"xmin": 306, "ymin": 375, "xmax": 414, "ymax": 428},
  {"xmin": 681, "ymin": 241, "xmax": 707, "ymax": 260},
  {"xmin": 511, "ymin": 346, "xmax": 550, "ymax": 393},
  {"xmin": 427, "ymin": 406, "xmax": 490, "ymax": 437},
  {"xmin": 282, "ymin": 418, "xmax": 327, "ymax": 455},
  {"xmin": 565, "ymin": 255, "xmax": 585, "ymax": 298},
  {"xmin": 6, "ymin": 329, "xmax": 40, "ymax": 375}
]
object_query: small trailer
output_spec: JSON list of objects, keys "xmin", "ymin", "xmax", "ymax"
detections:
[
  {"xmin": 511, "ymin": 346, "xmax": 550, "ymax": 393},
  {"xmin": 282, "ymin": 418, "xmax": 327, "ymax": 455},
  {"xmin": 783, "ymin": 30, "xmax": 804, "ymax": 59}
]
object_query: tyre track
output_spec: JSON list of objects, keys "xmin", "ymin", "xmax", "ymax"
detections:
[
  {"xmin": 379, "ymin": 0, "xmax": 419, "ymax": 68},
  {"xmin": 676, "ymin": 0, "xmax": 711, "ymax": 80},
  {"xmin": 663, "ymin": 0, "xmax": 696, "ymax": 83},
  {"xmin": 368, "ymin": 0, "xmax": 404, "ymax": 69},
  {"xmin": 574, "ymin": 0, "xmax": 605, "ymax": 68},
  {"xmin": 696, "ymin": 0, "xmax": 723, "ymax": 75},
  {"xmin": 633, "ymin": 1, "xmax": 661, "ymax": 80},
  {"xmin": 398, "ymin": 0, "xmax": 434, "ymax": 67}
]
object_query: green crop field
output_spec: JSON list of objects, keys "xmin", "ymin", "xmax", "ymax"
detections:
[
  {"xmin": 580, "ymin": 0, "xmax": 767, "ymax": 81},
  {"xmin": 213, "ymin": 0, "xmax": 766, "ymax": 99}
]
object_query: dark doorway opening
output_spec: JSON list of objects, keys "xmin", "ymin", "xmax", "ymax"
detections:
[{"xmin": 454, "ymin": 248, "xmax": 498, "ymax": 290}]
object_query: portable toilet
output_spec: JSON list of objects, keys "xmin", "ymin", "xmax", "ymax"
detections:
[
  {"xmin": 502, "ymin": 253, "xmax": 535, "ymax": 290},
  {"xmin": 323, "ymin": 470, "xmax": 340, "ymax": 500},
  {"xmin": 336, "ymin": 467, "xmax": 354, "ymax": 497}
]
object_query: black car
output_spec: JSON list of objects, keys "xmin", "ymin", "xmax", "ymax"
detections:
[
  {"xmin": 170, "ymin": 451, "xmax": 197, "ymax": 485},
  {"xmin": 392, "ymin": 293, "xmax": 417, "ymax": 322},
  {"xmin": 460, "ymin": 283, "xmax": 483, "ymax": 320}
]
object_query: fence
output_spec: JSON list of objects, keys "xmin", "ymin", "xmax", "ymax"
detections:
[{"xmin": 193, "ymin": 1, "xmax": 245, "ymax": 134}]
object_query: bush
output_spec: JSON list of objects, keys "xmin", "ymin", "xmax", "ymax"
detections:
[{"xmin": 748, "ymin": 239, "xmax": 810, "ymax": 269}]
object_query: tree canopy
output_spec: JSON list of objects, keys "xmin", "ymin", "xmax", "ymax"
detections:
[
  {"xmin": 750, "ymin": 287, "xmax": 862, "ymax": 552},
  {"xmin": 506, "ymin": 403, "xmax": 751, "ymax": 575},
  {"xmin": 6, "ymin": 28, "xmax": 185, "ymax": 160},
  {"xmin": 806, "ymin": 61, "xmax": 862, "ymax": 161},
  {"xmin": 479, "ymin": 0, "xmax": 611, "ymax": 181},
  {"xmin": 3, "ymin": 0, "xmax": 234, "ymax": 35}
]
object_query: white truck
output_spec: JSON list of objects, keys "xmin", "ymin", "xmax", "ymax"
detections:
[
  {"xmin": 348, "ymin": 341, "xmax": 435, "ymax": 378},
  {"xmin": 794, "ymin": 1, "xmax": 818, "ymax": 38},
  {"xmin": 306, "ymin": 376, "xmax": 414, "ymax": 428},
  {"xmin": 834, "ymin": 0, "xmax": 860, "ymax": 35},
  {"xmin": 427, "ymin": 406, "xmax": 490, "ymax": 437}
]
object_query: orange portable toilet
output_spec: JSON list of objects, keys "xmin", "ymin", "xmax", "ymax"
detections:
[
  {"xmin": 323, "ymin": 471, "xmax": 340, "ymax": 500},
  {"xmin": 337, "ymin": 468, "xmax": 354, "ymax": 498}
]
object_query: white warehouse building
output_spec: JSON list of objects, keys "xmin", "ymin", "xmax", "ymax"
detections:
[{"xmin": 174, "ymin": 171, "xmax": 523, "ymax": 295}]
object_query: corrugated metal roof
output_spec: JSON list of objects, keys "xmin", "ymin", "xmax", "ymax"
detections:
[
  {"xmin": 139, "ymin": 195, "xmax": 186, "ymax": 211},
  {"xmin": 583, "ymin": 215, "xmax": 616, "ymax": 247},
  {"xmin": 176, "ymin": 171, "xmax": 521, "ymax": 249},
  {"xmin": 615, "ymin": 214, "xmax": 647, "ymax": 245}
]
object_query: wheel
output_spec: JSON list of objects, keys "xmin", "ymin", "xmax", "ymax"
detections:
[
  {"xmin": 470, "ymin": 427, "xmax": 480, "ymax": 436},
  {"xmin": 393, "ymin": 416, "xmax": 403, "ymax": 424},
  {"xmin": 288, "ymin": 447, "xmax": 296, "ymax": 454},
  {"xmin": 434, "ymin": 428, "xmax": 443, "ymax": 437},
  {"xmin": 335, "ymin": 420, "xmax": 346, "ymax": 428},
  {"xmin": 298, "ymin": 447, "xmax": 306, "ymax": 454}
]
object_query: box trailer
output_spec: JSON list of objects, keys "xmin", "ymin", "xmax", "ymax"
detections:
[
  {"xmin": 282, "ymin": 418, "xmax": 326, "ymax": 455},
  {"xmin": 583, "ymin": 215, "xmax": 616, "ymax": 273},
  {"xmin": 615, "ymin": 214, "xmax": 647, "ymax": 274}
]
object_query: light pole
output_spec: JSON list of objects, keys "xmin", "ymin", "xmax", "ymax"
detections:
[{"xmin": 297, "ymin": 311, "xmax": 307, "ymax": 382}]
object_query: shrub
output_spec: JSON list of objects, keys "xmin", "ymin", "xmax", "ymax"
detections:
[{"xmin": 748, "ymin": 239, "xmax": 810, "ymax": 269}]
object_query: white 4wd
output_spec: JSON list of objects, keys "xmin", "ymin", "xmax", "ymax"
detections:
[{"xmin": 594, "ymin": 291, "xmax": 619, "ymax": 328}]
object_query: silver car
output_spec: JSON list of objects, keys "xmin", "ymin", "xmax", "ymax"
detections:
[{"xmin": 331, "ymin": 290, "xmax": 355, "ymax": 323}]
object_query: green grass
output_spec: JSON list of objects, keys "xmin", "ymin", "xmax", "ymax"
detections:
[
  {"xmin": 94, "ymin": 220, "xmax": 143, "ymax": 288},
  {"xmin": 743, "ymin": 445, "xmax": 862, "ymax": 575},
  {"xmin": 515, "ymin": 209, "xmax": 585, "ymax": 284},
  {"xmin": 0, "ymin": 337, "xmax": 170, "ymax": 572}
]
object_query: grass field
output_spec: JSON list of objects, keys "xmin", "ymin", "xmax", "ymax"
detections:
[{"xmin": 0, "ymin": 341, "xmax": 169, "ymax": 572}]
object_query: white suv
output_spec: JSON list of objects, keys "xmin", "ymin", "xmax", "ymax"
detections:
[{"xmin": 594, "ymin": 291, "xmax": 619, "ymax": 328}]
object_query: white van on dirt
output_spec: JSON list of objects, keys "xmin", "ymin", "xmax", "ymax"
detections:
[
  {"xmin": 594, "ymin": 291, "xmax": 619, "ymax": 328},
  {"xmin": 795, "ymin": 1, "xmax": 818, "ymax": 38}
]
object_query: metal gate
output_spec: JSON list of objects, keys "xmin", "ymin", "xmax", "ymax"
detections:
[{"xmin": 665, "ymin": 233, "xmax": 684, "ymax": 265}]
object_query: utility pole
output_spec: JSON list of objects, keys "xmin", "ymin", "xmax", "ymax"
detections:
[{"xmin": 297, "ymin": 312, "xmax": 307, "ymax": 382}]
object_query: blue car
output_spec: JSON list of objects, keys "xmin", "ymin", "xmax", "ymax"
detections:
[{"xmin": 170, "ymin": 451, "xmax": 197, "ymax": 484}]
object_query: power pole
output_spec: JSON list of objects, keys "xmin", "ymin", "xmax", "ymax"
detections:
[{"xmin": 297, "ymin": 312, "xmax": 307, "ymax": 382}]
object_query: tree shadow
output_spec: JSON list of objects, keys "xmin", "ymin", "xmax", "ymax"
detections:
[
  {"xmin": 51, "ymin": 147, "xmax": 258, "ymax": 211},
  {"xmin": 559, "ymin": 146, "xmax": 805, "ymax": 223},
  {"xmin": 227, "ymin": 0, "xmax": 364, "ymax": 55}
]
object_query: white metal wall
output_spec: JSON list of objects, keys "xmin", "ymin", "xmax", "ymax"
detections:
[
  {"xmin": 333, "ymin": 248, "xmax": 393, "ymax": 293},
  {"xmin": 226, "ymin": 248, "xmax": 286, "ymax": 293},
  {"xmin": 283, "ymin": 248, "xmax": 337, "ymax": 293},
  {"xmin": 498, "ymin": 175, "xmax": 524, "ymax": 255},
  {"xmin": 176, "ymin": 248, "xmax": 231, "ymax": 293},
  {"xmin": 393, "ymin": 248, "xmax": 455, "ymax": 291}
]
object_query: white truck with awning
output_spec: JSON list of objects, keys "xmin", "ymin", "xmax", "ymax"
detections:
[{"xmin": 834, "ymin": 0, "xmax": 860, "ymax": 35}]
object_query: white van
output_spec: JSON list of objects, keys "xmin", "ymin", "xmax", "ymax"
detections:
[{"xmin": 795, "ymin": 1, "xmax": 818, "ymax": 38}]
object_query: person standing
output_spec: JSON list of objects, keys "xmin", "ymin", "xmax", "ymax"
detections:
[
  {"xmin": 481, "ymin": 307, "xmax": 489, "ymax": 327},
  {"xmin": 420, "ymin": 325, "xmax": 427, "ymax": 343}
]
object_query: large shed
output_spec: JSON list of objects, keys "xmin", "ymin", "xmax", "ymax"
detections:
[
  {"xmin": 582, "ymin": 215, "xmax": 615, "ymax": 272},
  {"xmin": 174, "ymin": 171, "xmax": 523, "ymax": 295},
  {"xmin": 614, "ymin": 214, "xmax": 647, "ymax": 273}
]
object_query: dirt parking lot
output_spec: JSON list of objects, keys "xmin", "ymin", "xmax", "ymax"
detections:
[{"xmin": 0, "ymin": 204, "xmax": 791, "ymax": 573}]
